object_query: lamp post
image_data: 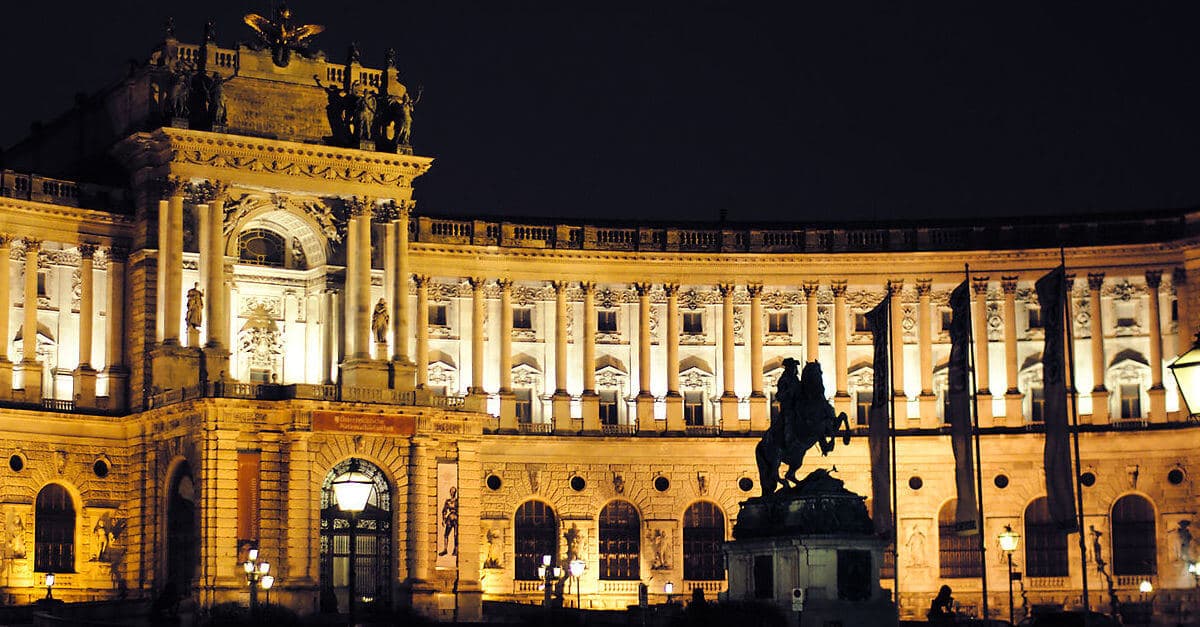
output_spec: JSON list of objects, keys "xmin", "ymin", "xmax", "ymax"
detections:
[
  {"xmin": 331, "ymin": 459, "xmax": 374, "ymax": 626},
  {"xmin": 242, "ymin": 548, "xmax": 270, "ymax": 614},
  {"xmin": 44, "ymin": 572, "xmax": 55, "ymax": 600},
  {"xmin": 998, "ymin": 525, "xmax": 1021, "ymax": 625},
  {"xmin": 261, "ymin": 574, "xmax": 274, "ymax": 610},
  {"xmin": 1168, "ymin": 334, "xmax": 1200, "ymax": 419},
  {"xmin": 569, "ymin": 558, "xmax": 585, "ymax": 610},
  {"xmin": 664, "ymin": 581, "xmax": 675, "ymax": 605},
  {"xmin": 538, "ymin": 554, "xmax": 564, "ymax": 609}
]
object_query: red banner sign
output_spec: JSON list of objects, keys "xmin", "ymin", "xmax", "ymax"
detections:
[
  {"xmin": 237, "ymin": 451, "xmax": 261, "ymax": 543},
  {"xmin": 312, "ymin": 411, "xmax": 416, "ymax": 435}
]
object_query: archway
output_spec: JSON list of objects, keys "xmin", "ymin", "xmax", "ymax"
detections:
[
  {"xmin": 320, "ymin": 459, "xmax": 393, "ymax": 613},
  {"xmin": 165, "ymin": 462, "xmax": 198, "ymax": 593}
]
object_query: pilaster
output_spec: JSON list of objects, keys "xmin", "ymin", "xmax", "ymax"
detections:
[
  {"xmin": 971, "ymin": 276, "xmax": 994, "ymax": 427},
  {"xmin": 887, "ymin": 280, "xmax": 908, "ymax": 422},
  {"xmin": 18, "ymin": 237, "xmax": 42, "ymax": 401},
  {"xmin": 832, "ymin": 280, "xmax": 851, "ymax": 415},
  {"xmin": 415, "ymin": 275, "xmax": 430, "ymax": 388},
  {"xmin": 1146, "ymin": 270, "xmax": 1167, "ymax": 422},
  {"xmin": 1088, "ymin": 273, "xmax": 1109, "ymax": 424},
  {"xmin": 1001, "ymin": 276, "xmax": 1020, "ymax": 425}
]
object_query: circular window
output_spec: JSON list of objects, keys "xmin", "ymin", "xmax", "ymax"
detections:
[
  {"xmin": 994, "ymin": 474, "xmax": 1009, "ymax": 489},
  {"xmin": 9, "ymin": 455, "xmax": 23, "ymax": 472},
  {"xmin": 485, "ymin": 474, "xmax": 502, "ymax": 491},
  {"xmin": 908, "ymin": 476, "xmax": 923, "ymax": 491},
  {"xmin": 570, "ymin": 476, "xmax": 586, "ymax": 492},
  {"xmin": 93, "ymin": 459, "xmax": 110, "ymax": 478},
  {"xmin": 1168, "ymin": 469, "xmax": 1185, "ymax": 485},
  {"xmin": 1080, "ymin": 472, "xmax": 1096, "ymax": 487},
  {"xmin": 738, "ymin": 477, "xmax": 754, "ymax": 492},
  {"xmin": 654, "ymin": 476, "xmax": 670, "ymax": 492}
]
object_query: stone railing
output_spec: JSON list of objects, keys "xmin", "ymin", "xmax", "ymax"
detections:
[
  {"xmin": 685, "ymin": 425, "xmax": 722, "ymax": 436},
  {"xmin": 414, "ymin": 210, "xmax": 1191, "ymax": 254},
  {"xmin": 144, "ymin": 381, "xmax": 461, "ymax": 411},
  {"xmin": 517, "ymin": 422, "xmax": 555, "ymax": 435},
  {"xmin": 0, "ymin": 170, "xmax": 127, "ymax": 212},
  {"xmin": 683, "ymin": 581, "xmax": 726, "ymax": 595}
]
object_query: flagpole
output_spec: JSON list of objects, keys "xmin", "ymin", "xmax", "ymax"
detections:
[
  {"xmin": 887, "ymin": 288, "xmax": 900, "ymax": 614},
  {"xmin": 964, "ymin": 264, "xmax": 989, "ymax": 619},
  {"xmin": 1061, "ymin": 249, "xmax": 1089, "ymax": 612}
]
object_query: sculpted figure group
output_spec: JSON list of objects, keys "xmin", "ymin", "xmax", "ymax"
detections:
[{"xmin": 315, "ymin": 73, "xmax": 421, "ymax": 149}]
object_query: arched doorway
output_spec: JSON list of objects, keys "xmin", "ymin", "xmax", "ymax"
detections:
[
  {"xmin": 682, "ymin": 501, "xmax": 725, "ymax": 581},
  {"xmin": 1112, "ymin": 494, "xmax": 1157, "ymax": 577},
  {"xmin": 320, "ymin": 459, "xmax": 392, "ymax": 613},
  {"xmin": 165, "ymin": 462, "xmax": 198, "ymax": 593},
  {"xmin": 514, "ymin": 500, "xmax": 558, "ymax": 580},
  {"xmin": 34, "ymin": 484, "xmax": 75, "ymax": 574}
]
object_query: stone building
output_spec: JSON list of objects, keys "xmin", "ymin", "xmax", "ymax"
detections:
[{"xmin": 0, "ymin": 14, "xmax": 1197, "ymax": 623}]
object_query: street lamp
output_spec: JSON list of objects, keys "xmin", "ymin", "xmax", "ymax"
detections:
[
  {"xmin": 331, "ymin": 459, "xmax": 373, "ymax": 626},
  {"xmin": 1168, "ymin": 334, "xmax": 1200, "ymax": 418},
  {"xmin": 1188, "ymin": 561, "xmax": 1200, "ymax": 586},
  {"xmin": 44, "ymin": 572, "xmax": 55, "ymax": 600},
  {"xmin": 1139, "ymin": 579, "xmax": 1154, "ymax": 594},
  {"xmin": 261, "ymin": 574, "xmax": 274, "ymax": 609},
  {"xmin": 664, "ymin": 581, "xmax": 675, "ymax": 604},
  {"xmin": 568, "ymin": 558, "xmax": 585, "ymax": 609},
  {"xmin": 538, "ymin": 554, "xmax": 564, "ymax": 609},
  {"xmin": 998, "ymin": 525, "xmax": 1021, "ymax": 625},
  {"xmin": 242, "ymin": 548, "xmax": 270, "ymax": 613}
]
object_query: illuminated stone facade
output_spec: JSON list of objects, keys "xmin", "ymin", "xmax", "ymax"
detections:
[{"xmin": 0, "ymin": 23, "xmax": 1197, "ymax": 623}]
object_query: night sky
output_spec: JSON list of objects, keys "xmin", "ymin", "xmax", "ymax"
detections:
[{"xmin": 3, "ymin": 2, "xmax": 1200, "ymax": 223}]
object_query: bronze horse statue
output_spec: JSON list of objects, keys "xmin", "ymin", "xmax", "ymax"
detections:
[{"xmin": 755, "ymin": 359, "xmax": 851, "ymax": 497}]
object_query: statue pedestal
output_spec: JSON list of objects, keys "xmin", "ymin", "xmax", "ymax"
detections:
[
  {"xmin": 149, "ymin": 344, "xmax": 201, "ymax": 395},
  {"xmin": 73, "ymin": 366, "xmax": 97, "ymax": 409},
  {"xmin": 340, "ymin": 358, "xmax": 389, "ymax": 390},
  {"xmin": 728, "ymin": 470, "xmax": 896, "ymax": 627}
]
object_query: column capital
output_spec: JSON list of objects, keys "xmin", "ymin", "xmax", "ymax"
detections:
[
  {"xmin": 1087, "ymin": 272, "xmax": 1105, "ymax": 291},
  {"xmin": 633, "ymin": 282, "xmax": 653, "ymax": 296},
  {"xmin": 1174, "ymin": 267, "xmax": 1187, "ymax": 286},
  {"xmin": 579, "ymin": 280, "xmax": 595, "ymax": 293},
  {"xmin": 552, "ymin": 280, "xmax": 572, "ymax": 293},
  {"xmin": 345, "ymin": 196, "xmax": 376, "ymax": 217},
  {"xmin": 717, "ymin": 283, "xmax": 736, "ymax": 297},
  {"xmin": 831, "ymin": 280, "xmax": 848, "ymax": 297},
  {"xmin": 497, "ymin": 278, "xmax": 514, "ymax": 291},
  {"xmin": 107, "ymin": 246, "xmax": 130, "ymax": 263},
  {"xmin": 887, "ymin": 279, "xmax": 905, "ymax": 295},
  {"xmin": 802, "ymin": 281, "xmax": 819, "ymax": 298},
  {"xmin": 0, "ymin": 233, "xmax": 13, "ymax": 248},
  {"xmin": 21, "ymin": 237, "xmax": 41, "ymax": 252},
  {"xmin": 468, "ymin": 276, "xmax": 488, "ymax": 291},
  {"xmin": 971, "ymin": 276, "xmax": 989, "ymax": 295},
  {"xmin": 412, "ymin": 274, "xmax": 431, "ymax": 288},
  {"xmin": 1064, "ymin": 273, "xmax": 1075, "ymax": 289},
  {"xmin": 77, "ymin": 243, "xmax": 98, "ymax": 259},
  {"xmin": 373, "ymin": 200, "xmax": 406, "ymax": 223},
  {"xmin": 663, "ymin": 282, "xmax": 680, "ymax": 297},
  {"xmin": 915, "ymin": 278, "xmax": 932, "ymax": 296},
  {"xmin": 1001, "ymin": 275, "xmax": 1019, "ymax": 294},
  {"xmin": 747, "ymin": 282, "xmax": 764, "ymax": 298},
  {"xmin": 158, "ymin": 175, "xmax": 186, "ymax": 199},
  {"xmin": 1145, "ymin": 269, "xmax": 1163, "ymax": 289},
  {"xmin": 183, "ymin": 179, "xmax": 229, "ymax": 205}
]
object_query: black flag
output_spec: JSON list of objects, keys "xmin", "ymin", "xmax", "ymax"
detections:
[
  {"xmin": 947, "ymin": 281, "xmax": 979, "ymax": 534},
  {"xmin": 1037, "ymin": 265, "xmax": 1079, "ymax": 532},
  {"xmin": 865, "ymin": 295, "xmax": 892, "ymax": 537}
]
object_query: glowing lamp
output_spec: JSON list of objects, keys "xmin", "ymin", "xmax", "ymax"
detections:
[
  {"xmin": 1169, "ymin": 334, "xmax": 1200, "ymax": 417},
  {"xmin": 332, "ymin": 459, "xmax": 373, "ymax": 513},
  {"xmin": 261, "ymin": 574, "xmax": 275, "ymax": 590},
  {"xmin": 1139, "ymin": 580, "xmax": 1154, "ymax": 593},
  {"xmin": 998, "ymin": 525, "xmax": 1020, "ymax": 552},
  {"xmin": 569, "ymin": 559, "xmax": 585, "ymax": 578}
]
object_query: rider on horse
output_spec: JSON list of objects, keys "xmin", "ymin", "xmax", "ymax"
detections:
[{"xmin": 755, "ymin": 359, "xmax": 851, "ymax": 497}]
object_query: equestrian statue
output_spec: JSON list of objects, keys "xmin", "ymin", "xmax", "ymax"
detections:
[{"xmin": 755, "ymin": 358, "xmax": 851, "ymax": 497}]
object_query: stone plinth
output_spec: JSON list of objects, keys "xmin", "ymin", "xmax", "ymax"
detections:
[
  {"xmin": 727, "ymin": 469, "xmax": 895, "ymax": 627},
  {"xmin": 149, "ymin": 344, "xmax": 201, "ymax": 393},
  {"xmin": 340, "ymin": 358, "xmax": 389, "ymax": 390}
]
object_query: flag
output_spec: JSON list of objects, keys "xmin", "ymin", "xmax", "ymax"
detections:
[
  {"xmin": 865, "ymin": 294, "xmax": 893, "ymax": 537},
  {"xmin": 947, "ymin": 281, "xmax": 979, "ymax": 535},
  {"xmin": 1037, "ymin": 265, "xmax": 1080, "ymax": 532}
]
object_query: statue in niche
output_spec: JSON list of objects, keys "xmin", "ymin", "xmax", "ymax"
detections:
[
  {"xmin": 243, "ymin": 2, "xmax": 325, "ymax": 67},
  {"xmin": 483, "ymin": 527, "xmax": 503, "ymax": 569},
  {"xmin": 649, "ymin": 529, "xmax": 671, "ymax": 569},
  {"xmin": 905, "ymin": 523, "xmax": 928, "ymax": 567},
  {"xmin": 8, "ymin": 512, "xmax": 26, "ymax": 559},
  {"xmin": 1172, "ymin": 520, "xmax": 1195, "ymax": 564},
  {"xmin": 564, "ymin": 524, "xmax": 583, "ymax": 562},
  {"xmin": 186, "ymin": 283, "xmax": 204, "ymax": 329},
  {"xmin": 372, "ymin": 299, "xmax": 389, "ymax": 343},
  {"xmin": 755, "ymin": 358, "xmax": 850, "ymax": 497}
]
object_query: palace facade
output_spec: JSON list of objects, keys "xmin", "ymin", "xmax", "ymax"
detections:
[{"xmin": 0, "ymin": 18, "xmax": 1197, "ymax": 623}]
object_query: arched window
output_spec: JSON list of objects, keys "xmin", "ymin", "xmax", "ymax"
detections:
[
  {"xmin": 599, "ymin": 500, "xmax": 640, "ymax": 580},
  {"xmin": 683, "ymin": 501, "xmax": 725, "ymax": 581},
  {"xmin": 35, "ymin": 484, "xmax": 75, "ymax": 573},
  {"xmin": 320, "ymin": 459, "xmax": 392, "ymax": 609},
  {"xmin": 238, "ymin": 228, "xmax": 286, "ymax": 267},
  {"xmin": 1112, "ymin": 495, "xmax": 1157, "ymax": 576},
  {"xmin": 1024, "ymin": 497, "xmax": 1068, "ymax": 577},
  {"xmin": 938, "ymin": 499, "xmax": 981, "ymax": 578},
  {"xmin": 515, "ymin": 501, "xmax": 558, "ymax": 580}
]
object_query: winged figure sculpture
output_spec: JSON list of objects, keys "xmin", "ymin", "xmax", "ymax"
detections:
[{"xmin": 244, "ymin": 3, "xmax": 325, "ymax": 67}]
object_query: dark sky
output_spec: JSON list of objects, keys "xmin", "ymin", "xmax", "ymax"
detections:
[{"xmin": 3, "ymin": 1, "xmax": 1200, "ymax": 223}]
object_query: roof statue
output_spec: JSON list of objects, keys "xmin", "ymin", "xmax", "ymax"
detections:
[{"xmin": 243, "ymin": 2, "xmax": 325, "ymax": 67}]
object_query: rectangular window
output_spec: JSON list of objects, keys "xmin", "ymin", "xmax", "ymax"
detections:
[
  {"xmin": 768, "ymin": 311, "xmax": 789, "ymax": 334},
  {"xmin": 512, "ymin": 307, "xmax": 532, "ymax": 329},
  {"xmin": 941, "ymin": 310, "xmax": 953, "ymax": 332},
  {"xmin": 37, "ymin": 271, "xmax": 47, "ymax": 298},
  {"xmin": 597, "ymin": 310, "xmax": 617, "ymax": 333},
  {"xmin": 599, "ymin": 390, "xmax": 619, "ymax": 426},
  {"xmin": 1028, "ymin": 306, "xmax": 1043, "ymax": 329},
  {"xmin": 1030, "ymin": 386, "xmax": 1045, "ymax": 422},
  {"xmin": 855, "ymin": 390, "xmax": 872, "ymax": 426},
  {"xmin": 753, "ymin": 555, "xmax": 774, "ymax": 599},
  {"xmin": 514, "ymin": 388, "xmax": 533, "ymax": 423},
  {"xmin": 428, "ymin": 304, "xmax": 448, "ymax": 326},
  {"xmin": 1116, "ymin": 302, "xmax": 1136, "ymax": 328},
  {"xmin": 855, "ymin": 313, "xmax": 870, "ymax": 333},
  {"xmin": 1172, "ymin": 299, "xmax": 1179, "ymax": 322},
  {"xmin": 683, "ymin": 312, "xmax": 703, "ymax": 334},
  {"xmin": 1120, "ymin": 384, "xmax": 1141, "ymax": 419},
  {"xmin": 684, "ymin": 391, "xmax": 704, "ymax": 426}
]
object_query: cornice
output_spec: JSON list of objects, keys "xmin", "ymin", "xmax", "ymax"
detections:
[{"xmin": 0, "ymin": 196, "xmax": 134, "ymax": 243}]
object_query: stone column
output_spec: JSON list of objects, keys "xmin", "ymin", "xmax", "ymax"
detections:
[
  {"xmin": 354, "ymin": 202, "xmax": 373, "ymax": 360},
  {"xmin": 415, "ymin": 275, "xmax": 430, "ymax": 388},
  {"xmin": 1146, "ymin": 270, "xmax": 1167, "ymax": 422},
  {"xmin": 552, "ymin": 280, "xmax": 572, "ymax": 429},
  {"xmin": 104, "ymin": 246, "xmax": 128, "ymax": 409},
  {"xmin": 393, "ymin": 207, "xmax": 412, "ymax": 364},
  {"xmin": 748, "ymin": 283, "xmax": 767, "ymax": 430},
  {"xmin": 407, "ymin": 438, "xmax": 434, "ymax": 585},
  {"xmin": 804, "ymin": 281, "xmax": 820, "ymax": 362},
  {"xmin": 832, "ymin": 280, "xmax": 851, "ymax": 417},
  {"xmin": 0, "ymin": 235, "xmax": 12, "ymax": 399},
  {"xmin": 887, "ymin": 280, "xmax": 907, "ymax": 422},
  {"xmin": 1175, "ymin": 268, "xmax": 1191, "ymax": 344},
  {"xmin": 580, "ymin": 282, "xmax": 599, "ymax": 432},
  {"xmin": 1002, "ymin": 276, "xmax": 1022, "ymax": 424},
  {"xmin": 320, "ymin": 289, "xmax": 336, "ymax": 384},
  {"xmin": 1087, "ymin": 273, "xmax": 1109, "ymax": 423},
  {"xmin": 497, "ymin": 279, "xmax": 516, "ymax": 431},
  {"xmin": 205, "ymin": 191, "xmax": 228, "ymax": 348},
  {"xmin": 341, "ymin": 200, "xmax": 389, "ymax": 389},
  {"xmin": 664, "ymin": 283, "xmax": 683, "ymax": 431},
  {"xmin": 972, "ymin": 276, "xmax": 993, "ymax": 426},
  {"xmin": 163, "ymin": 181, "xmax": 185, "ymax": 345},
  {"xmin": 74, "ymin": 243, "xmax": 98, "ymax": 407},
  {"xmin": 634, "ymin": 282, "xmax": 656, "ymax": 431},
  {"xmin": 469, "ymin": 277, "xmax": 487, "ymax": 396},
  {"xmin": 916, "ymin": 279, "xmax": 938, "ymax": 427},
  {"xmin": 719, "ymin": 283, "xmax": 739, "ymax": 431},
  {"xmin": 19, "ymin": 238, "xmax": 42, "ymax": 400},
  {"xmin": 344, "ymin": 212, "xmax": 359, "ymax": 358}
]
